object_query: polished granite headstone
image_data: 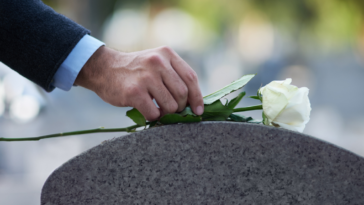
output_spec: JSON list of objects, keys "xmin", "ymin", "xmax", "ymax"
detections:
[{"xmin": 41, "ymin": 122, "xmax": 364, "ymax": 204}]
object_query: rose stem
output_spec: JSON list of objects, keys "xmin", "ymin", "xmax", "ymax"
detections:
[
  {"xmin": 0, "ymin": 123, "xmax": 150, "ymax": 142},
  {"xmin": 233, "ymin": 105, "xmax": 262, "ymax": 112},
  {"xmin": 1, "ymin": 105, "xmax": 263, "ymax": 142}
]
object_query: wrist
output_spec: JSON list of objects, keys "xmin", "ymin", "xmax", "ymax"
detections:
[{"xmin": 75, "ymin": 46, "xmax": 117, "ymax": 92}]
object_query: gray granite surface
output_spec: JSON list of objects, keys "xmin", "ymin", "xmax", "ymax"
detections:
[{"xmin": 41, "ymin": 122, "xmax": 364, "ymax": 204}]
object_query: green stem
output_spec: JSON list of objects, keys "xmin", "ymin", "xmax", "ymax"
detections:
[
  {"xmin": 1, "ymin": 104, "xmax": 262, "ymax": 142},
  {"xmin": 0, "ymin": 123, "xmax": 149, "ymax": 142},
  {"xmin": 233, "ymin": 105, "xmax": 262, "ymax": 112}
]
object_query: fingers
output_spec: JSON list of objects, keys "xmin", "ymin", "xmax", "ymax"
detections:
[
  {"xmin": 132, "ymin": 93, "xmax": 160, "ymax": 121},
  {"xmin": 148, "ymin": 79, "xmax": 179, "ymax": 116},
  {"xmin": 170, "ymin": 53, "xmax": 204, "ymax": 115},
  {"xmin": 97, "ymin": 46, "xmax": 203, "ymax": 121},
  {"xmin": 161, "ymin": 67, "xmax": 188, "ymax": 112}
]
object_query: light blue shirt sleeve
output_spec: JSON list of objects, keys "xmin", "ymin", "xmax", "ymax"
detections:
[{"xmin": 52, "ymin": 35, "xmax": 105, "ymax": 91}]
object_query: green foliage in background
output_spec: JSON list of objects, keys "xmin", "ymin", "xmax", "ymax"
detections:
[
  {"xmin": 44, "ymin": 0, "xmax": 364, "ymax": 48},
  {"xmin": 147, "ymin": 0, "xmax": 363, "ymax": 47}
]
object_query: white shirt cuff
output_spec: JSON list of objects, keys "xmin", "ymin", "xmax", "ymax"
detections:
[{"xmin": 52, "ymin": 35, "xmax": 105, "ymax": 91}]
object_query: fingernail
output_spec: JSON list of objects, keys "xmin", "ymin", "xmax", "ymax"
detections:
[{"xmin": 196, "ymin": 105, "xmax": 203, "ymax": 115}]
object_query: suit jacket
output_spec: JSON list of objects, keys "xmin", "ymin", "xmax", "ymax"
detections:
[{"xmin": 0, "ymin": 0, "xmax": 90, "ymax": 91}]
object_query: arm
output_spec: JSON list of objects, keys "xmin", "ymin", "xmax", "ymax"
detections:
[
  {"xmin": 0, "ymin": 0, "xmax": 204, "ymax": 120},
  {"xmin": 0, "ymin": 0, "xmax": 89, "ymax": 91}
]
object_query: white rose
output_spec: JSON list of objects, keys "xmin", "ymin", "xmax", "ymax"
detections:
[{"xmin": 259, "ymin": 78, "xmax": 311, "ymax": 132}]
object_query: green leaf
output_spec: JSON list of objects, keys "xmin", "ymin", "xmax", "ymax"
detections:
[
  {"xmin": 224, "ymin": 98, "xmax": 229, "ymax": 106},
  {"xmin": 179, "ymin": 106, "xmax": 196, "ymax": 116},
  {"xmin": 202, "ymin": 100, "xmax": 233, "ymax": 121},
  {"xmin": 248, "ymin": 119, "xmax": 262, "ymax": 124},
  {"xmin": 149, "ymin": 120, "xmax": 158, "ymax": 128},
  {"xmin": 229, "ymin": 114, "xmax": 262, "ymax": 124},
  {"xmin": 249, "ymin": 96, "xmax": 260, "ymax": 100},
  {"xmin": 227, "ymin": 92, "xmax": 246, "ymax": 109},
  {"xmin": 203, "ymin": 74, "xmax": 255, "ymax": 105},
  {"xmin": 159, "ymin": 114, "xmax": 201, "ymax": 125},
  {"xmin": 229, "ymin": 114, "xmax": 252, "ymax": 122},
  {"xmin": 126, "ymin": 108, "xmax": 146, "ymax": 126}
]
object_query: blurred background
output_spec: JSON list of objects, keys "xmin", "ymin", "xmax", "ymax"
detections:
[{"xmin": 1, "ymin": 0, "xmax": 364, "ymax": 204}]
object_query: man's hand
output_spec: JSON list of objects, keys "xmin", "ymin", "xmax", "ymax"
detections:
[{"xmin": 75, "ymin": 46, "xmax": 204, "ymax": 121}]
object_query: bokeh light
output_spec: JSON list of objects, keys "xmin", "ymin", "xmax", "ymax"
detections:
[
  {"xmin": 103, "ymin": 9, "xmax": 149, "ymax": 51},
  {"xmin": 10, "ymin": 95, "xmax": 40, "ymax": 123},
  {"xmin": 2, "ymin": 0, "xmax": 364, "ymax": 204},
  {"xmin": 238, "ymin": 13, "xmax": 274, "ymax": 65}
]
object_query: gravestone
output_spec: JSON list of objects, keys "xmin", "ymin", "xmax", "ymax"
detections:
[{"xmin": 41, "ymin": 122, "xmax": 364, "ymax": 204}]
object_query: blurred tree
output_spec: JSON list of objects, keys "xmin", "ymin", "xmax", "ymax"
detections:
[
  {"xmin": 43, "ymin": 0, "xmax": 363, "ymax": 49},
  {"xmin": 43, "ymin": 0, "xmax": 118, "ymax": 38}
]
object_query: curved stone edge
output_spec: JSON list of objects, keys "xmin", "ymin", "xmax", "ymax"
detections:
[
  {"xmin": 41, "ymin": 121, "xmax": 364, "ymax": 204},
  {"xmin": 42, "ymin": 121, "xmax": 363, "ymax": 187}
]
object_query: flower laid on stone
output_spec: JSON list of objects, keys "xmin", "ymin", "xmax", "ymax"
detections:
[
  {"xmin": 259, "ymin": 78, "xmax": 311, "ymax": 132},
  {"xmin": 0, "ymin": 75, "xmax": 311, "ymax": 141}
]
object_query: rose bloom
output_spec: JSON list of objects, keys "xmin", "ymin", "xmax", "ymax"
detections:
[{"xmin": 259, "ymin": 78, "xmax": 311, "ymax": 133}]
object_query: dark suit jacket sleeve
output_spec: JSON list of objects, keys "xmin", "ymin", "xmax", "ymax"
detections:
[{"xmin": 0, "ymin": 0, "xmax": 90, "ymax": 91}]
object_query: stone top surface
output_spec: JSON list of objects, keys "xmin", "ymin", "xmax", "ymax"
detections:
[{"xmin": 41, "ymin": 122, "xmax": 364, "ymax": 205}]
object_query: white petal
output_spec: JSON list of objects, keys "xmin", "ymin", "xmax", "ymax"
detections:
[
  {"xmin": 262, "ymin": 88, "xmax": 288, "ymax": 122},
  {"xmin": 269, "ymin": 78, "xmax": 292, "ymax": 85},
  {"xmin": 273, "ymin": 87, "xmax": 311, "ymax": 132},
  {"xmin": 260, "ymin": 79, "xmax": 311, "ymax": 133},
  {"xmin": 261, "ymin": 79, "xmax": 298, "ymax": 99},
  {"xmin": 274, "ymin": 121, "xmax": 306, "ymax": 132},
  {"xmin": 283, "ymin": 78, "xmax": 292, "ymax": 85},
  {"xmin": 287, "ymin": 87, "xmax": 310, "ymax": 123}
]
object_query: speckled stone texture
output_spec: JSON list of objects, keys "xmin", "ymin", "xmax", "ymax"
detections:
[{"xmin": 41, "ymin": 122, "xmax": 364, "ymax": 205}]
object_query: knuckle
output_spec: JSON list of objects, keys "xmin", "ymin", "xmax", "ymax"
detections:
[
  {"xmin": 146, "ymin": 54, "xmax": 163, "ymax": 66},
  {"xmin": 166, "ymin": 101, "xmax": 178, "ymax": 113},
  {"xmin": 177, "ymin": 85, "xmax": 188, "ymax": 99},
  {"xmin": 125, "ymin": 85, "xmax": 142, "ymax": 97},
  {"xmin": 107, "ymin": 99, "xmax": 123, "ymax": 107},
  {"xmin": 159, "ymin": 45, "xmax": 173, "ymax": 54},
  {"xmin": 103, "ymin": 93, "xmax": 128, "ymax": 107},
  {"xmin": 116, "ymin": 99, "xmax": 128, "ymax": 107},
  {"xmin": 186, "ymin": 70, "xmax": 198, "ymax": 83},
  {"xmin": 139, "ymin": 72, "xmax": 153, "ymax": 83}
]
